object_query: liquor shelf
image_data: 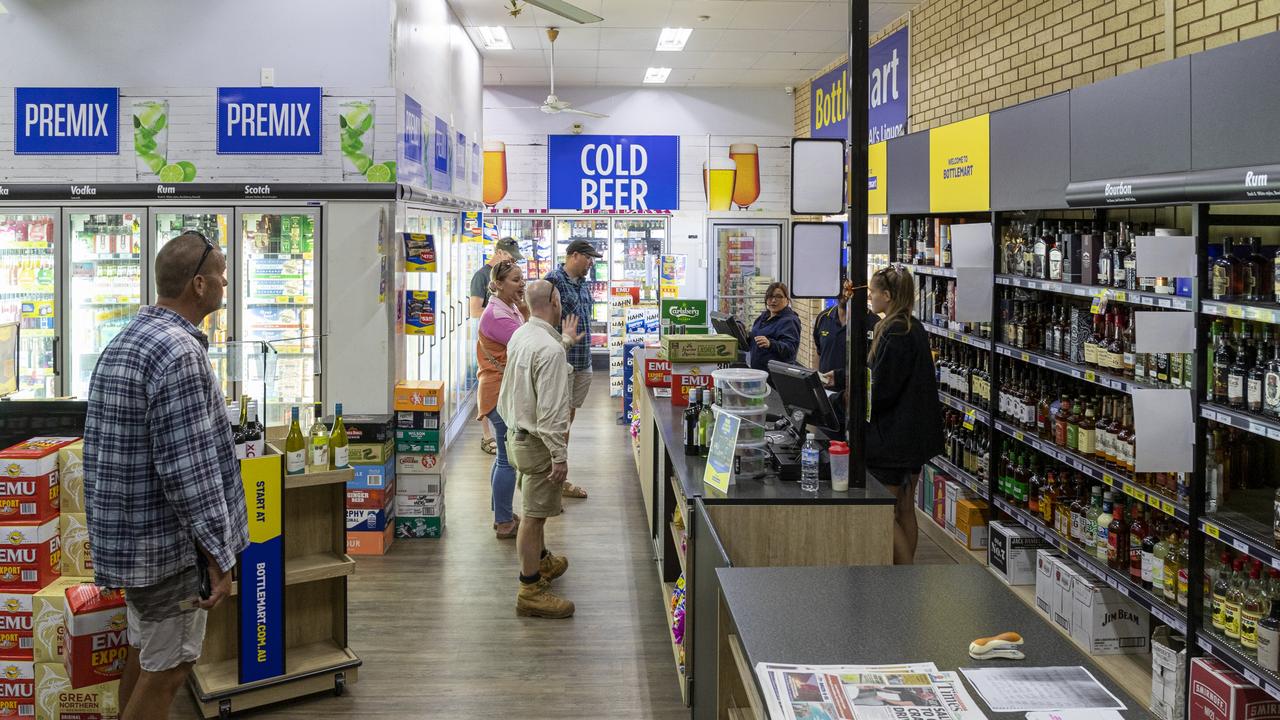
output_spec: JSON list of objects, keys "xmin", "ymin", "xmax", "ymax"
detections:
[
  {"xmin": 1201, "ymin": 512, "xmax": 1280, "ymax": 573},
  {"xmin": 903, "ymin": 263, "xmax": 956, "ymax": 278},
  {"xmin": 991, "ymin": 495, "xmax": 1188, "ymax": 634},
  {"xmin": 996, "ymin": 275, "xmax": 1195, "ymax": 311},
  {"xmin": 929, "ymin": 454, "xmax": 988, "ymax": 499},
  {"xmin": 922, "ymin": 322, "xmax": 993, "ymax": 351},
  {"xmin": 995, "ymin": 342, "xmax": 1173, "ymax": 394},
  {"xmin": 1197, "ymin": 629, "xmax": 1280, "ymax": 703},
  {"xmin": 1201, "ymin": 402, "xmax": 1280, "ymax": 441},
  {"xmin": 937, "ymin": 391, "xmax": 991, "ymax": 427},
  {"xmin": 1203, "ymin": 299, "xmax": 1280, "ymax": 326},
  {"xmin": 993, "ymin": 419, "xmax": 1189, "ymax": 523}
]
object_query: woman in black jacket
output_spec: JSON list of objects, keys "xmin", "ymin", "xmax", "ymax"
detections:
[
  {"xmin": 747, "ymin": 282, "xmax": 802, "ymax": 372},
  {"xmin": 865, "ymin": 265, "xmax": 943, "ymax": 564}
]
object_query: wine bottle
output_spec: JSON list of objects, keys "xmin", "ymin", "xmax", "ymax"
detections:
[
  {"xmin": 330, "ymin": 402, "xmax": 350, "ymax": 469},
  {"xmin": 285, "ymin": 406, "xmax": 306, "ymax": 476},
  {"xmin": 243, "ymin": 400, "xmax": 264, "ymax": 459},
  {"xmin": 235, "ymin": 395, "xmax": 248, "ymax": 460},
  {"xmin": 308, "ymin": 402, "xmax": 329, "ymax": 472}
]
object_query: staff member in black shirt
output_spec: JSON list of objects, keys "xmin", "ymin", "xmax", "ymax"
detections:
[
  {"xmin": 814, "ymin": 280, "xmax": 853, "ymax": 393},
  {"xmin": 865, "ymin": 265, "xmax": 943, "ymax": 564}
]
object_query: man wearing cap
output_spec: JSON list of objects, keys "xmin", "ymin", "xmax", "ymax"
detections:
[
  {"xmin": 471, "ymin": 237, "xmax": 525, "ymax": 455},
  {"xmin": 543, "ymin": 239, "xmax": 601, "ymax": 499}
]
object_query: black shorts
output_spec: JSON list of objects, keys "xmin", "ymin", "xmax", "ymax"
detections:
[{"xmin": 869, "ymin": 468, "xmax": 918, "ymax": 487}]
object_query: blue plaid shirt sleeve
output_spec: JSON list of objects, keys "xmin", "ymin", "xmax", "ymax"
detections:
[{"xmin": 545, "ymin": 266, "xmax": 593, "ymax": 371}]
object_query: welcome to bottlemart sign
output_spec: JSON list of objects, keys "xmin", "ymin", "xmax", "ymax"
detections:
[{"xmin": 810, "ymin": 25, "xmax": 910, "ymax": 144}]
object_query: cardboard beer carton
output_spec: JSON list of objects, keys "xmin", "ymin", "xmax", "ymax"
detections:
[
  {"xmin": 953, "ymin": 498, "xmax": 989, "ymax": 551},
  {"xmin": 1190, "ymin": 657, "xmax": 1280, "ymax": 720},
  {"xmin": 396, "ymin": 474, "xmax": 442, "ymax": 497},
  {"xmin": 395, "ymin": 411, "xmax": 440, "ymax": 430},
  {"xmin": 56, "ymin": 443, "xmax": 85, "ymax": 515},
  {"xmin": 346, "ymin": 496, "xmax": 395, "ymax": 532},
  {"xmin": 35, "ymin": 661, "xmax": 119, "ymax": 720},
  {"xmin": 395, "ymin": 453, "xmax": 441, "ymax": 476},
  {"xmin": 661, "ymin": 335, "xmax": 737, "ymax": 363},
  {"xmin": 393, "ymin": 429, "xmax": 440, "ymax": 454},
  {"xmin": 346, "ymin": 524, "xmax": 394, "ymax": 555},
  {"xmin": 1150, "ymin": 627, "xmax": 1187, "ymax": 720},
  {"xmin": 347, "ymin": 440, "xmax": 395, "ymax": 465},
  {"xmin": 393, "ymin": 381, "xmax": 443, "ymax": 412},
  {"xmin": 394, "ymin": 512, "xmax": 444, "ymax": 539},
  {"xmin": 987, "ymin": 521, "xmax": 1050, "ymax": 586},
  {"xmin": 394, "ymin": 494, "xmax": 441, "ymax": 518},
  {"xmin": 0, "ymin": 589, "xmax": 34, "ymax": 660},
  {"xmin": 0, "ymin": 520, "xmax": 61, "ymax": 591},
  {"xmin": 1053, "ymin": 558, "xmax": 1084, "ymax": 633},
  {"xmin": 58, "ymin": 515, "xmax": 91, "ymax": 579},
  {"xmin": 63, "ymin": 585, "xmax": 126, "ymax": 689},
  {"xmin": 1035, "ymin": 551, "xmax": 1061, "ymax": 618},
  {"xmin": 0, "ymin": 438, "xmax": 77, "ymax": 523},
  {"xmin": 643, "ymin": 358, "xmax": 672, "ymax": 388},
  {"xmin": 33, "ymin": 578, "xmax": 82, "ymax": 664},
  {"xmin": 345, "ymin": 476, "xmax": 396, "ymax": 511},
  {"xmin": 347, "ymin": 457, "xmax": 395, "ymax": 491},
  {"xmin": 322, "ymin": 413, "xmax": 394, "ymax": 443},
  {"xmin": 670, "ymin": 362, "xmax": 726, "ymax": 406},
  {"xmin": 0, "ymin": 659, "xmax": 33, "ymax": 718}
]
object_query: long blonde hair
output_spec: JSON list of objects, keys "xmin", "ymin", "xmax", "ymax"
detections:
[{"xmin": 868, "ymin": 265, "xmax": 915, "ymax": 362}]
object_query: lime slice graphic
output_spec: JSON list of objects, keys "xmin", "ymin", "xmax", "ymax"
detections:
[
  {"xmin": 177, "ymin": 161, "xmax": 197, "ymax": 182},
  {"xmin": 158, "ymin": 164, "xmax": 185, "ymax": 182},
  {"xmin": 143, "ymin": 153, "xmax": 167, "ymax": 174},
  {"xmin": 365, "ymin": 163, "xmax": 392, "ymax": 183}
]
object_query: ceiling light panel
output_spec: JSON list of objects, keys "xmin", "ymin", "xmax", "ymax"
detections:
[
  {"xmin": 644, "ymin": 67, "xmax": 672, "ymax": 84},
  {"xmin": 656, "ymin": 27, "xmax": 692, "ymax": 51},
  {"xmin": 478, "ymin": 26, "xmax": 513, "ymax": 50}
]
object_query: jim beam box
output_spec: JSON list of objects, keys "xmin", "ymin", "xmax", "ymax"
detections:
[
  {"xmin": 0, "ymin": 591, "xmax": 33, "ymax": 660},
  {"xmin": 58, "ymin": 515, "xmax": 91, "ymax": 579},
  {"xmin": 0, "ymin": 520, "xmax": 61, "ymax": 591},
  {"xmin": 0, "ymin": 437, "xmax": 79, "ymax": 523},
  {"xmin": 35, "ymin": 661, "xmax": 120, "ymax": 720},
  {"xmin": 63, "ymin": 585, "xmax": 126, "ymax": 689},
  {"xmin": 33, "ymin": 578, "xmax": 81, "ymax": 664},
  {"xmin": 0, "ymin": 659, "xmax": 33, "ymax": 718},
  {"xmin": 56, "ymin": 442, "xmax": 85, "ymax": 515}
]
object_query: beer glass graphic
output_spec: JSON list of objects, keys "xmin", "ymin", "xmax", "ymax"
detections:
[
  {"xmin": 703, "ymin": 158, "xmax": 737, "ymax": 212},
  {"xmin": 483, "ymin": 141, "xmax": 508, "ymax": 206},
  {"xmin": 729, "ymin": 143, "xmax": 761, "ymax": 209}
]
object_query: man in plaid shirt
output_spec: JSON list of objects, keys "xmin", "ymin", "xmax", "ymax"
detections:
[
  {"xmin": 544, "ymin": 239, "xmax": 601, "ymax": 500},
  {"xmin": 83, "ymin": 232, "xmax": 248, "ymax": 719}
]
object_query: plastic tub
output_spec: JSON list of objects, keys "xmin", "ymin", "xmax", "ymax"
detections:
[
  {"xmin": 713, "ymin": 404, "xmax": 767, "ymax": 445},
  {"xmin": 712, "ymin": 368, "xmax": 770, "ymax": 410},
  {"xmin": 733, "ymin": 447, "xmax": 771, "ymax": 479}
]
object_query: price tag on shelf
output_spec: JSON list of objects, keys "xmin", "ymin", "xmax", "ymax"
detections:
[
  {"xmin": 1058, "ymin": 542, "xmax": 1069, "ymax": 554},
  {"xmin": 1014, "ymin": 431, "xmax": 1024, "ymax": 442},
  {"xmin": 1271, "ymin": 557, "xmax": 1280, "ymax": 571},
  {"xmin": 1204, "ymin": 522, "xmax": 1221, "ymax": 540},
  {"xmin": 1161, "ymin": 500, "xmax": 1176, "ymax": 515},
  {"xmin": 1228, "ymin": 305, "xmax": 1245, "ymax": 319},
  {"xmin": 1245, "ymin": 668, "xmax": 1262, "ymax": 686},
  {"xmin": 1084, "ymin": 371, "xmax": 1096, "ymax": 382},
  {"xmin": 1021, "ymin": 352, "xmax": 1030, "ymax": 362},
  {"xmin": 1267, "ymin": 428, "xmax": 1280, "ymax": 441},
  {"xmin": 1158, "ymin": 298, "xmax": 1172, "ymax": 308},
  {"xmin": 1113, "ymin": 291, "xmax": 1127, "ymax": 301},
  {"xmin": 1151, "ymin": 605, "xmax": 1174, "ymax": 627},
  {"xmin": 1234, "ymin": 539, "xmax": 1250, "ymax": 554},
  {"xmin": 1250, "ymin": 422, "xmax": 1267, "ymax": 436}
]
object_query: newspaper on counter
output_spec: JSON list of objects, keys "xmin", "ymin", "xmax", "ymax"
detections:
[{"xmin": 754, "ymin": 662, "xmax": 988, "ymax": 720}]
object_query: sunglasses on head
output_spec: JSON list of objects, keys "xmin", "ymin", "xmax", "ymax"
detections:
[{"xmin": 187, "ymin": 231, "xmax": 216, "ymax": 280}]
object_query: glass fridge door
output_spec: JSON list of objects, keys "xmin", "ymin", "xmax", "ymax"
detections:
[
  {"xmin": 496, "ymin": 215, "xmax": 554, "ymax": 281},
  {"xmin": 65, "ymin": 210, "xmax": 145, "ymax": 398},
  {"xmin": 0, "ymin": 211, "xmax": 59, "ymax": 398},
  {"xmin": 554, "ymin": 216, "xmax": 610, "ymax": 351},
  {"xmin": 402, "ymin": 207, "xmax": 441, "ymax": 386},
  {"xmin": 711, "ymin": 221, "xmax": 783, "ymax": 324},
  {"xmin": 610, "ymin": 217, "xmax": 665, "ymax": 301},
  {"xmin": 153, "ymin": 210, "xmax": 233, "ymax": 394},
  {"xmin": 237, "ymin": 208, "xmax": 319, "ymax": 427}
]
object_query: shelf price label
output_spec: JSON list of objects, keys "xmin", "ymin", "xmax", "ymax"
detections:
[
  {"xmin": 1021, "ymin": 352, "xmax": 1030, "ymax": 362},
  {"xmin": 1160, "ymin": 500, "xmax": 1176, "ymax": 515},
  {"xmin": 963, "ymin": 410, "xmax": 976, "ymax": 431},
  {"xmin": 1267, "ymin": 428, "xmax": 1280, "ymax": 441},
  {"xmin": 1014, "ymin": 431, "xmax": 1024, "ymax": 442},
  {"xmin": 1233, "ymin": 539, "xmax": 1250, "ymax": 554},
  {"xmin": 1228, "ymin": 305, "xmax": 1245, "ymax": 319},
  {"xmin": 1084, "ymin": 371, "xmax": 1096, "ymax": 382},
  {"xmin": 1204, "ymin": 522, "xmax": 1221, "ymax": 540}
]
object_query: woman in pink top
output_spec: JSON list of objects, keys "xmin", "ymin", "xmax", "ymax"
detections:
[{"xmin": 476, "ymin": 260, "xmax": 528, "ymax": 538}]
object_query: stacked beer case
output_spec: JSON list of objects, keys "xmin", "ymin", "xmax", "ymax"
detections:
[
  {"xmin": 0, "ymin": 437, "xmax": 121, "ymax": 720},
  {"xmin": 339, "ymin": 414, "xmax": 397, "ymax": 556},
  {"xmin": 393, "ymin": 381, "xmax": 446, "ymax": 539}
]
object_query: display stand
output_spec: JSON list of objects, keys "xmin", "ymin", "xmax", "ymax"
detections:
[{"xmin": 187, "ymin": 452, "xmax": 359, "ymax": 718}]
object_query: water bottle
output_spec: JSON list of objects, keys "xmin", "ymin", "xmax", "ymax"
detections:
[{"xmin": 800, "ymin": 433, "xmax": 821, "ymax": 493}]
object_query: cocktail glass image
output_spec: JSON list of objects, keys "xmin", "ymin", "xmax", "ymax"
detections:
[
  {"xmin": 729, "ymin": 143, "xmax": 761, "ymax": 209},
  {"xmin": 133, "ymin": 101, "xmax": 169, "ymax": 180},
  {"xmin": 704, "ymin": 159, "xmax": 737, "ymax": 212},
  {"xmin": 483, "ymin": 141, "xmax": 508, "ymax": 206},
  {"xmin": 340, "ymin": 100, "xmax": 378, "ymax": 180}
]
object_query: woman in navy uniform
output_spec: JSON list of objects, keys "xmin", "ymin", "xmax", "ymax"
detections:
[{"xmin": 747, "ymin": 282, "xmax": 802, "ymax": 372}]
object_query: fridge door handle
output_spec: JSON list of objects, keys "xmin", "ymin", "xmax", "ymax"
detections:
[
  {"xmin": 51, "ymin": 336, "xmax": 61, "ymax": 377},
  {"xmin": 439, "ymin": 307, "xmax": 448, "ymax": 339},
  {"xmin": 456, "ymin": 300, "xmax": 464, "ymax": 327}
]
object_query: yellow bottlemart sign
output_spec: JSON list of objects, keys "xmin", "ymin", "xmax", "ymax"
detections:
[
  {"xmin": 929, "ymin": 114, "xmax": 990, "ymax": 213},
  {"xmin": 867, "ymin": 142, "xmax": 887, "ymax": 215}
]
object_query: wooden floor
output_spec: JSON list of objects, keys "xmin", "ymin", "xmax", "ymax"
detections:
[{"xmin": 174, "ymin": 383, "xmax": 688, "ymax": 719}]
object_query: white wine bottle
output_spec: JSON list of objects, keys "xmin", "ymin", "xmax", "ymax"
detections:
[
  {"xmin": 285, "ymin": 406, "xmax": 306, "ymax": 475},
  {"xmin": 307, "ymin": 402, "xmax": 329, "ymax": 472},
  {"xmin": 330, "ymin": 402, "xmax": 349, "ymax": 469}
]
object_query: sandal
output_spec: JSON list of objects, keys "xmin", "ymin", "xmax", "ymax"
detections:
[
  {"xmin": 493, "ymin": 514, "xmax": 521, "ymax": 529},
  {"xmin": 562, "ymin": 482, "xmax": 588, "ymax": 499},
  {"xmin": 481, "ymin": 438, "xmax": 497, "ymax": 455},
  {"xmin": 495, "ymin": 519, "xmax": 519, "ymax": 539}
]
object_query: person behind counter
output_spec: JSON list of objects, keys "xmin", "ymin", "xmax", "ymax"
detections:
[
  {"xmin": 748, "ymin": 282, "xmax": 801, "ymax": 372},
  {"xmin": 865, "ymin": 265, "xmax": 943, "ymax": 565}
]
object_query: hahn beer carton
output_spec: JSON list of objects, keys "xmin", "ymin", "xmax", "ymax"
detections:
[
  {"xmin": 56, "ymin": 443, "xmax": 85, "ymax": 515},
  {"xmin": 0, "ymin": 520, "xmax": 61, "ymax": 591},
  {"xmin": 35, "ymin": 661, "xmax": 119, "ymax": 720},
  {"xmin": 393, "ymin": 381, "xmax": 443, "ymax": 412},
  {"xmin": 58, "ymin": 515, "xmax": 91, "ymax": 579},
  {"xmin": 345, "ymin": 476, "xmax": 396, "ymax": 511},
  {"xmin": 63, "ymin": 584, "xmax": 126, "ymax": 689},
  {"xmin": 395, "ymin": 453, "xmax": 441, "ymax": 476},
  {"xmin": 0, "ymin": 590, "xmax": 34, "ymax": 660},
  {"xmin": 32, "ymin": 579, "xmax": 81, "ymax": 664},
  {"xmin": 0, "ymin": 659, "xmax": 33, "ymax": 718},
  {"xmin": 1190, "ymin": 657, "xmax": 1280, "ymax": 720},
  {"xmin": 0, "ymin": 437, "xmax": 79, "ymax": 522}
]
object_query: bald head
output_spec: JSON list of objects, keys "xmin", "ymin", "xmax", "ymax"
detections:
[
  {"xmin": 525, "ymin": 279, "xmax": 561, "ymax": 325},
  {"xmin": 155, "ymin": 232, "xmax": 220, "ymax": 300}
]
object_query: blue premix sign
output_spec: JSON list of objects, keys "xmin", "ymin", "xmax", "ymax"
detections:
[
  {"xmin": 810, "ymin": 25, "xmax": 910, "ymax": 144},
  {"xmin": 14, "ymin": 87, "xmax": 119, "ymax": 155},
  {"xmin": 548, "ymin": 135, "xmax": 679, "ymax": 211},
  {"xmin": 217, "ymin": 87, "xmax": 322, "ymax": 154}
]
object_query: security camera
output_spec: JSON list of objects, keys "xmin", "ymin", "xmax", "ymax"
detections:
[
  {"xmin": 784, "ymin": 86, "xmax": 794, "ymax": 95},
  {"xmin": 571, "ymin": 122, "xmax": 585, "ymax": 135}
]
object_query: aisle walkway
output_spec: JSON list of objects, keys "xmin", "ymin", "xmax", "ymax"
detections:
[{"xmin": 175, "ymin": 381, "xmax": 686, "ymax": 719}]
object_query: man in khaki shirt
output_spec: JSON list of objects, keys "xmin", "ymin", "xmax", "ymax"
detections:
[{"xmin": 499, "ymin": 279, "xmax": 581, "ymax": 618}]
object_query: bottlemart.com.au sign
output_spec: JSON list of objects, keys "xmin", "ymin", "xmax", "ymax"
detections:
[{"xmin": 660, "ymin": 299, "xmax": 708, "ymax": 326}]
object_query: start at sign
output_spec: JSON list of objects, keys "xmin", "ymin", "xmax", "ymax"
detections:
[{"xmin": 579, "ymin": 142, "xmax": 650, "ymax": 210}]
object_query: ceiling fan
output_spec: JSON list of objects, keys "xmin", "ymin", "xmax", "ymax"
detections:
[
  {"xmin": 506, "ymin": 0, "xmax": 603, "ymax": 25},
  {"xmin": 488, "ymin": 27, "xmax": 609, "ymax": 119}
]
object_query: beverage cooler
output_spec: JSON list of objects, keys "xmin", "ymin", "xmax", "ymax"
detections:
[
  {"xmin": 495, "ymin": 215, "xmax": 555, "ymax": 280},
  {"xmin": 611, "ymin": 217, "xmax": 664, "ymax": 301},
  {"xmin": 554, "ymin": 216, "xmax": 611, "ymax": 351},
  {"xmin": 0, "ymin": 211, "xmax": 59, "ymax": 398},
  {"xmin": 708, "ymin": 218, "xmax": 786, "ymax": 324}
]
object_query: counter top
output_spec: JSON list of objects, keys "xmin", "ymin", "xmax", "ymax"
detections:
[
  {"xmin": 649, "ymin": 387, "xmax": 892, "ymax": 506},
  {"xmin": 717, "ymin": 565, "xmax": 1150, "ymax": 719}
]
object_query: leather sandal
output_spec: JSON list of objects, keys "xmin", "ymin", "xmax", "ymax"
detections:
[
  {"xmin": 481, "ymin": 438, "xmax": 497, "ymax": 455},
  {"xmin": 562, "ymin": 482, "xmax": 588, "ymax": 499},
  {"xmin": 495, "ymin": 519, "xmax": 519, "ymax": 539}
]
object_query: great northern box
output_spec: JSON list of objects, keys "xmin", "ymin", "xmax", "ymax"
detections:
[{"xmin": 661, "ymin": 335, "xmax": 737, "ymax": 363}]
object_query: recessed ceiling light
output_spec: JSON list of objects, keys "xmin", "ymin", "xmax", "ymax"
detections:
[
  {"xmin": 477, "ymin": 26, "xmax": 513, "ymax": 50},
  {"xmin": 656, "ymin": 28, "xmax": 692, "ymax": 52},
  {"xmin": 0, "ymin": 3, "xmax": 8, "ymax": 14},
  {"xmin": 644, "ymin": 67, "xmax": 672, "ymax": 84}
]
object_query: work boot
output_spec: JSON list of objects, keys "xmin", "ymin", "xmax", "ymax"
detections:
[
  {"xmin": 540, "ymin": 551, "xmax": 568, "ymax": 581},
  {"xmin": 516, "ymin": 578, "xmax": 575, "ymax": 618}
]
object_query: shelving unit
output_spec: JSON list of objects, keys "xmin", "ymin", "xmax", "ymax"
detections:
[
  {"xmin": 922, "ymin": 322, "xmax": 993, "ymax": 351},
  {"xmin": 670, "ymin": 522, "xmax": 687, "ymax": 575},
  {"xmin": 997, "ymin": 274, "xmax": 1195, "ymax": 311},
  {"xmin": 661, "ymin": 581, "xmax": 687, "ymax": 705},
  {"xmin": 994, "ymin": 342, "xmax": 1177, "ymax": 394}
]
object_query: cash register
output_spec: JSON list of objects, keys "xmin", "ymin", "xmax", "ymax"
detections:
[
  {"xmin": 765, "ymin": 360, "xmax": 845, "ymax": 483},
  {"xmin": 710, "ymin": 312, "xmax": 751, "ymax": 365}
]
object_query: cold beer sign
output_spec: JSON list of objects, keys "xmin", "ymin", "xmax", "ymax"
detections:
[
  {"xmin": 14, "ymin": 87, "xmax": 119, "ymax": 155},
  {"xmin": 217, "ymin": 87, "xmax": 322, "ymax": 155},
  {"xmin": 548, "ymin": 135, "xmax": 679, "ymax": 211}
]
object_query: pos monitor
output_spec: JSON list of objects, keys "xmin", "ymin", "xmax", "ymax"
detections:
[
  {"xmin": 767, "ymin": 360, "xmax": 843, "ymax": 437},
  {"xmin": 710, "ymin": 312, "xmax": 750, "ymax": 353}
]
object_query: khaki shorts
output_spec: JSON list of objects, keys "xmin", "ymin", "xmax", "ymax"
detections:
[
  {"xmin": 510, "ymin": 432, "xmax": 562, "ymax": 519},
  {"xmin": 125, "ymin": 567, "xmax": 207, "ymax": 672},
  {"xmin": 570, "ymin": 367, "xmax": 592, "ymax": 409}
]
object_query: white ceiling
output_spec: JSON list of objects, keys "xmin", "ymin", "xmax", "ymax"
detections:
[{"xmin": 450, "ymin": 0, "xmax": 915, "ymax": 87}]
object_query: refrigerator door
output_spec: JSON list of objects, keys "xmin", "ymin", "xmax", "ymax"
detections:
[
  {"xmin": 237, "ymin": 208, "xmax": 320, "ymax": 428},
  {"xmin": 610, "ymin": 217, "xmax": 666, "ymax": 301},
  {"xmin": 152, "ymin": 209, "xmax": 233, "ymax": 395},
  {"xmin": 554, "ymin": 216, "xmax": 610, "ymax": 352},
  {"xmin": 496, "ymin": 215, "xmax": 554, "ymax": 281},
  {"xmin": 710, "ymin": 220, "xmax": 785, "ymax": 324},
  {"xmin": 402, "ymin": 206, "xmax": 440, "ymax": 386},
  {"xmin": 0, "ymin": 210, "xmax": 60, "ymax": 398},
  {"xmin": 65, "ymin": 209, "xmax": 146, "ymax": 399}
]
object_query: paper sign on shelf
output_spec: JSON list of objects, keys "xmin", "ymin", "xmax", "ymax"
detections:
[
  {"xmin": 1133, "ymin": 388, "xmax": 1194, "ymax": 473},
  {"xmin": 703, "ymin": 409, "xmax": 741, "ymax": 493},
  {"xmin": 404, "ymin": 290, "xmax": 436, "ymax": 335},
  {"xmin": 929, "ymin": 114, "xmax": 990, "ymax": 212},
  {"xmin": 1134, "ymin": 311, "xmax": 1196, "ymax": 353},
  {"xmin": 1134, "ymin": 235, "xmax": 1196, "ymax": 278},
  {"xmin": 238, "ymin": 454, "xmax": 285, "ymax": 683},
  {"xmin": 867, "ymin": 141, "xmax": 887, "ymax": 214}
]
